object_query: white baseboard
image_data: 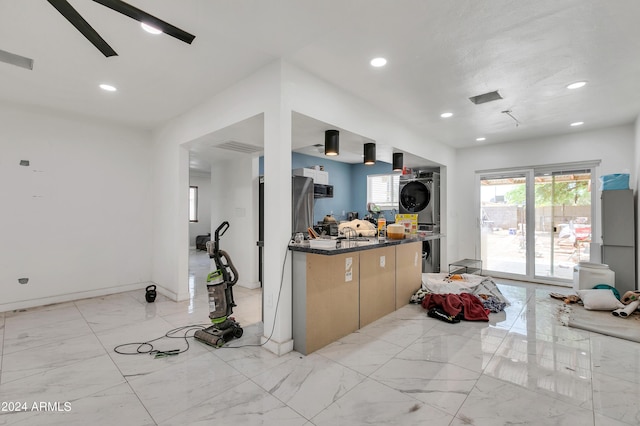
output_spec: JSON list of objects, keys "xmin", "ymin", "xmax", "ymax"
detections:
[
  {"xmin": 0, "ymin": 281, "xmax": 155, "ymax": 313},
  {"xmin": 260, "ymin": 336, "xmax": 294, "ymax": 356},
  {"xmin": 154, "ymin": 283, "xmax": 180, "ymax": 301},
  {"xmin": 238, "ymin": 280, "xmax": 261, "ymax": 290}
]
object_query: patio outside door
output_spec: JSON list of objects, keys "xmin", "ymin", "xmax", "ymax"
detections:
[
  {"xmin": 479, "ymin": 171, "xmax": 529, "ymax": 277},
  {"xmin": 533, "ymin": 169, "xmax": 592, "ymax": 280},
  {"xmin": 479, "ymin": 163, "xmax": 596, "ymax": 284}
]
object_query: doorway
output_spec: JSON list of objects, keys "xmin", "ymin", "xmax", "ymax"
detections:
[
  {"xmin": 478, "ymin": 162, "xmax": 597, "ymax": 284},
  {"xmin": 479, "ymin": 171, "xmax": 528, "ymax": 276}
]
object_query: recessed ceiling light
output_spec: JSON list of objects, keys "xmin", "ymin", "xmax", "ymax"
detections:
[
  {"xmin": 570, "ymin": 121, "xmax": 584, "ymax": 127},
  {"xmin": 99, "ymin": 84, "xmax": 117, "ymax": 92},
  {"xmin": 370, "ymin": 57, "xmax": 387, "ymax": 67},
  {"xmin": 566, "ymin": 81, "xmax": 587, "ymax": 90},
  {"xmin": 440, "ymin": 112, "xmax": 453, "ymax": 118},
  {"xmin": 141, "ymin": 22, "xmax": 162, "ymax": 34},
  {"xmin": 476, "ymin": 137, "xmax": 486, "ymax": 142}
]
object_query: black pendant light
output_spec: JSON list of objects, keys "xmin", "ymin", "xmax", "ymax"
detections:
[
  {"xmin": 392, "ymin": 152, "xmax": 403, "ymax": 171},
  {"xmin": 364, "ymin": 142, "xmax": 376, "ymax": 165},
  {"xmin": 325, "ymin": 130, "xmax": 339, "ymax": 156}
]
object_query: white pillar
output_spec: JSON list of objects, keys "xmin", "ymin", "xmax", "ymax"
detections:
[
  {"xmin": 177, "ymin": 144, "xmax": 191, "ymax": 301},
  {"xmin": 261, "ymin": 78, "xmax": 294, "ymax": 355}
]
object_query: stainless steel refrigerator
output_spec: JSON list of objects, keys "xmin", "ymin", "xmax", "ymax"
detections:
[
  {"xmin": 292, "ymin": 175, "xmax": 314, "ymax": 234},
  {"xmin": 257, "ymin": 175, "xmax": 314, "ymax": 285},
  {"xmin": 601, "ymin": 189, "xmax": 637, "ymax": 293}
]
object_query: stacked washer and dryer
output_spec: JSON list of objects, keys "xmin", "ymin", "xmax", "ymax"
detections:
[{"xmin": 399, "ymin": 171, "xmax": 441, "ymax": 273}]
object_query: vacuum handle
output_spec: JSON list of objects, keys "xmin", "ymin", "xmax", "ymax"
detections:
[{"xmin": 215, "ymin": 221, "xmax": 230, "ymax": 241}]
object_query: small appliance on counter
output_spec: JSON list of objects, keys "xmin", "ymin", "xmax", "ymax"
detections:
[{"xmin": 320, "ymin": 214, "xmax": 339, "ymax": 236}]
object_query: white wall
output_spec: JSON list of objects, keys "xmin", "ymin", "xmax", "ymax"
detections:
[
  {"xmin": 151, "ymin": 61, "xmax": 280, "ymax": 303},
  {"xmin": 0, "ymin": 102, "xmax": 153, "ymax": 311},
  {"xmin": 210, "ymin": 156, "xmax": 260, "ymax": 289},
  {"xmin": 151, "ymin": 60, "xmax": 455, "ymax": 355},
  {"xmin": 455, "ymin": 124, "xmax": 635, "ymax": 262},
  {"xmin": 151, "ymin": 61, "xmax": 287, "ymax": 351},
  {"xmin": 188, "ymin": 172, "xmax": 212, "ymax": 247}
]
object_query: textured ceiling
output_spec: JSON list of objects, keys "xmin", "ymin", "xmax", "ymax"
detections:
[{"xmin": 2, "ymin": 0, "xmax": 640, "ymax": 167}]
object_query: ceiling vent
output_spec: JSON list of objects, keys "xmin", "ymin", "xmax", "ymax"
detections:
[
  {"xmin": 213, "ymin": 140, "xmax": 262, "ymax": 153},
  {"xmin": 469, "ymin": 90, "xmax": 503, "ymax": 105},
  {"xmin": 0, "ymin": 49, "xmax": 33, "ymax": 70}
]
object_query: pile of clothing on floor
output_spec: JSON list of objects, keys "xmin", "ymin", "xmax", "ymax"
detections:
[{"xmin": 410, "ymin": 273, "xmax": 509, "ymax": 324}]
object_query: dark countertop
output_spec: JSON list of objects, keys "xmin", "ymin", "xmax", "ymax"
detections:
[{"xmin": 289, "ymin": 234, "xmax": 443, "ymax": 256}]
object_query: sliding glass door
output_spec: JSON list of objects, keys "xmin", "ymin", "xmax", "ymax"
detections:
[
  {"xmin": 533, "ymin": 169, "xmax": 593, "ymax": 280},
  {"xmin": 479, "ymin": 163, "xmax": 597, "ymax": 284},
  {"xmin": 480, "ymin": 172, "xmax": 530, "ymax": 276}
]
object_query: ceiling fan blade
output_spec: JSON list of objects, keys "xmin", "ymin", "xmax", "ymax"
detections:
[
  {"xmin": 92, "ymin": 0, "xmax": 195, "ymax": 45},
  {"xmin": 47, "ymin": 0, "xmax": 118, "ymax": 57},
  {"xmin": 0, "ymin": 49, "xmax": 34, "ymax": 70}
]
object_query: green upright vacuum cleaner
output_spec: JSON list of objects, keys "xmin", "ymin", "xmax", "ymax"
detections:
[{"xmin": 194, "ymin": 221, "xmax": 243, "ymax": 347}]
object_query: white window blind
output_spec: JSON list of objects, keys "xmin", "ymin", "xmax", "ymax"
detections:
[{"xmin": 367, "ymin": 174, "xmax": 400, "ymax": 210}]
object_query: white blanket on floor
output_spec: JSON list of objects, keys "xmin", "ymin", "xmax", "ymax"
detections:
[{"xmin": 421, "ymin": 272, "xmax": 509, "ymax": 305}]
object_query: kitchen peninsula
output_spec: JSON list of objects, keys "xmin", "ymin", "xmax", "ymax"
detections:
[{"xmin": 289, "ymin": 235, "xmax": 441, "ymax": 354}]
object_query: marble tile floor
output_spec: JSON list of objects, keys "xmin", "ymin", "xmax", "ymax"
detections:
[{"xmin": 0, "ymin": 253, "xmax": 639, "ymax": 425}]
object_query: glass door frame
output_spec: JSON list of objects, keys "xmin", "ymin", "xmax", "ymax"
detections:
[
  {"xmin": 476, "ymin": 161, "xmax": 600, "ymax": 286},
  {"xmin": 476, "ymin": 168, "xmax": 535, "ymax": 281}
]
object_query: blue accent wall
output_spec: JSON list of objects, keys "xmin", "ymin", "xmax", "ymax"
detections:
[
  {"xmin": 259, "ymin": 154, "xmax": 395, "ymax": 225},
  {"xmin": 291, "ymin": 152, "xmax": 355, "ymax": 224}
]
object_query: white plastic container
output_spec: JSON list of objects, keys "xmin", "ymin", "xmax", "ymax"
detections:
[
  {"xmin": 309, "ymin": 239, "xmax": 336, "ymax": 249},
  {"xmin": 573, "ymin": 262, "xmax": 615, "ymax": 291}
]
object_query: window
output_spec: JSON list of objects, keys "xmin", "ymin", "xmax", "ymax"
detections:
[
  {"xmin": 189, "ymin": 186, "xmax": 198, "ymax": 222},
  {"xmin": 367, "ymin": 174, "xmax": 400, "ymax": 210}
]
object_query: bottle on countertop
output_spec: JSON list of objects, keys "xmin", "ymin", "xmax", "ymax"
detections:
[{"xmin": 377, "ymin": 216, "xmax": 386, "ymax": 240}]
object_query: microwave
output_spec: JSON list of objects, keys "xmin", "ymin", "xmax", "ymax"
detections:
[{"xmin": 313, "ymin": 184, "xmax": 333, "ymax": 198}]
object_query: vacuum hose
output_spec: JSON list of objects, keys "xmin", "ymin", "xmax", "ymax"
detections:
[{"xmin": 217, "ymin": 250, "xmax": 239, "ymax": 286}]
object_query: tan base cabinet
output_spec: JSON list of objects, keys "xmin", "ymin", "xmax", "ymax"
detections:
[
  {"xmin": 395, "ymin": 241, "xmax": 422, "ymax": 309},
  {"xmin": 293, "ymin": 252, "xmax": 359, "ymax": 354},
  {"xmin": 359, "ymin": 246, "xmax": 396, "ymax": 328},
  {"xmin": 292, "ymin": 240, "xmax": 425, "ymax": 355}
]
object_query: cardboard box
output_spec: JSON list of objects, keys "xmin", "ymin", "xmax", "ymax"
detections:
[{"xmin": 395, "ymin": 214, "xmax": 418, "ymax": 235}]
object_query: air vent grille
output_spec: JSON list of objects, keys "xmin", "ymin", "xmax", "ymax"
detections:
[
  {"xmin": 213, "ymin": 141, "xmax": 262, "ymax": 154},
  {"xmin": 469, "ymin": 90, "xmax": 502, "ymax": 105},
  {"xmin": 0, "ymin": 49, "xmax": 34, "ymax": 70}
]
